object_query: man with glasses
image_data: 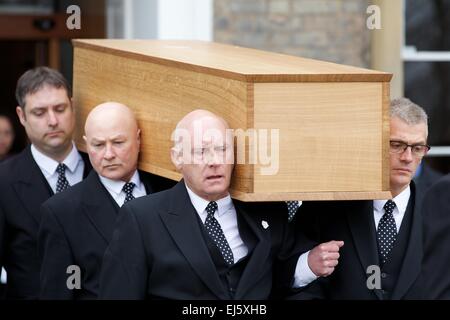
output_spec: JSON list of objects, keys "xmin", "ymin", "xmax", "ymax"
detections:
[{"xmin": 291, "ymin": 97, "xmax": 428, "ymax": 300}]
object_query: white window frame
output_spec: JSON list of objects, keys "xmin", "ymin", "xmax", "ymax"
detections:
[{"xmin": 402, "ymin": 0, "xmax": 450, "ymax": 157}]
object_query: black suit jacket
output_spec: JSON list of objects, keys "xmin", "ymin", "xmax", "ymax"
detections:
[
  {"xmin": 292, "ymin": 182, "xmax": 423, "ymax": 300},
  {"xmin": 38, "ymin": 170, "xmax": 175, "ymax": 300},
  {"xmin": 0, "ymin": 146, "xmax": 91, "ymax": 299},
  {"xmin": 99, "ymin": 181, "xmax": 311, "ymax": 300},
  {"xmin": 421, "ymin": 174, "xmax": 450, "ymax": 299},
  {"xmin": 414, "ymin": 163, "xmax": 443, "ymax": 210}
]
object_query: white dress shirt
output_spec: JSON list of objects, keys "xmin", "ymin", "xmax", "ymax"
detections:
[
  {"xmin": 185, "ymin": 184, "xmax": 249, "ymax": 263},
  {"xmin": 292, "ymin": 199, "xmax": 317, "ymax": 287},
  {"xmin": 185, "ymin": 183, "xmax": 315, "ymax": 288},
  {"xmin": 31, "ymin": 142, "xmax": 85, "ymax": 193},
  {"xmin": 294, "ymin": 188, "xmax": 412, "ymax": 287},
  {"xmin": 99, "ymin": 170, "xmax": 147, "ymax": 207},
  {"xmin": 374, "ymin": 185, "xmax": 411, "ymax": 233}
]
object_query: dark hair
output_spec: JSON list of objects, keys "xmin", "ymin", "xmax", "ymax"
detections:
[{"xmin": 15, "ymin": 66, "xmax": 72, "ymax": 109}]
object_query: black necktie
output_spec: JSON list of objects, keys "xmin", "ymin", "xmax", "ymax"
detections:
[
  {"xmin": 286, "ymin": 201, "xmax": 300, "ymax": 222},
  {"xmin": 376, "ymin": 200, "xmax": 397, "ymax": 265},
  {"xmin": 122, "ymin": 182, "xmax": 136, "ymax": 203},
  {"xmin": 204, "ymin": 201, "xmax": 234, "ymax": 266},
  {"xmin": 56, "ymin": 163, "xmax": 70, "ymax": 193}
]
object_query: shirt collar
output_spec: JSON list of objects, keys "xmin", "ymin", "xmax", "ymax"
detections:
[
  {"xmin": 31, "ymin": 142, "xmax": 82, "ymax": 176},
  {"xmin": 374, "ymin": 185, "xmax": 411, "ymax": 214},
  {"xmin": 98, "ymin": 170, "xmax": 141, "ymax": 197},
  {"xmin": 184, "ymin": 182, "xmax": 233, "ymax": 217}
]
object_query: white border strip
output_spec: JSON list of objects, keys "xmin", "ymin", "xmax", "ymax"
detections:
[{"xmin": 427, "ymin": 146, "xmax": 450, "ymax": 157}]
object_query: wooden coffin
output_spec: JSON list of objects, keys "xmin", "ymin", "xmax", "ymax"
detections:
[{"xmin": 72, "ymin": 39, "xmax": 392, "ymax": 201}]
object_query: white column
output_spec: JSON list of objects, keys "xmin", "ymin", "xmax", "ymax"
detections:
[
  {"xmin": 106, "ymin": 0, "xmax": 125, "ymax": 38},
  {"xmin": 157, "ymin": 0, "xmax": 212, "ymax": 40},
  {"xmin": 123, "ymin": 0, "xmax": 134, "ymax": 39},
  {"xmin": 106, "ymin": 0, "xmax": 212, "ymax": 40},
  {"xmin": 371, "ymin": 0, "xmax": 404, "ymax": 98}
]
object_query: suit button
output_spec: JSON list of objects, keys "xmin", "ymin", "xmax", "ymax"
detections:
[
  {"xmin": 381, "ymin": 273, "xmax": 387, "ymax": 278},
  {"xmin": 229, "ymin": 287, "xmax": 235, "ymax": 293}
]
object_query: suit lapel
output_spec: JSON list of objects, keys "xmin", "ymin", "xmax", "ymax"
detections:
[
  {"xmin": 346, "ymin": 201, "xmax": 383, "ymax": 300},
  {"xmin": 392, "ymin": 183, "xmax": 422, "ymax": 299},
  {"xmin": 81, "ymin": 172, "xmax": 120, "ymax": 244},
  {"xmin": 80, "ymin": 151, "xmax": 92, "ymax": 178},
  {"xmin": 12, "ymin": 147, "xmax": 53, "ymax": 224},
  {"xmin": 158, "ymin": 181, "xmax": 228, "ymax": 299},
  {"xmin": 233, "ymin": 202, "xmax": 271, "ymax": 299},
  {"xmin": 139, "ymin": 171, "xmax": 154, "ymax": 195}
]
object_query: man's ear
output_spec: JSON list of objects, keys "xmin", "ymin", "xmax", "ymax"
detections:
[
  {"xmin": 16, "ymin": 106, "xmax": 26, "ymax": 126},
  {"xmin": 83, "ymin": 135, "xmax": 89, "ymax": 152},
  {"xmin": 136, "ymin": 129, "xmax": 141, "ymax": 148},
  {"xmin": 171, "ymin": 147, "xmax": 183, "ymax": 172}
]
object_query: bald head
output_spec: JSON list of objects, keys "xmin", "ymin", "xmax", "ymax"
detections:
[
  {"xmin": 85, "ymin": 102, "xmax": 138, "ymax": 137},
  {"xmin": 176, "ymin": 109, "xmax": 230, "ymax": 132},
  {"xmin": 84, "ymin": 102, "xmax": 141, "ymax": 182}
]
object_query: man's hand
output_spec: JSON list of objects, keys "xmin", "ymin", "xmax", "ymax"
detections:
[{"xmin": 308, "ymin": 240, "xmax": 344, "ymax": 277}]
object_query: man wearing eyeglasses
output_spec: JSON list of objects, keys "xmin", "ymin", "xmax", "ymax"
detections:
[{"xmin": 291, "ymin": 97, "xmax": 428, "ymax": 300}]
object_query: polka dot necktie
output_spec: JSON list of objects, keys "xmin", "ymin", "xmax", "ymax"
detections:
[
  {"xmin": 376, "ymin": 200, "xmax": 397, "ymax": 265},
  {"xmin": 286, "ymin": 201, "xmax": 300, "ymax": 222},
  {"xmin": 55, "ymin": 163, "xmax": 70, "ymax": 193},
  {"xmin": 122, "ymin": 182, "xmax": 136, "ymax": 204},
  {"xmin": 204, "ymin": 201, "xmax": 234, "ymax": 266}
]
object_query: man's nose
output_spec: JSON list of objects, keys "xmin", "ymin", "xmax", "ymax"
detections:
[
  {"xmin": 399, "ymin": 146, "xmax": 413, "ymax": 162},
  {"xmin": 47, "ymin": 110, "xmax": 58, "ymax": 127},
  {"xmin": 104, "ymin": 144, "xmax": 115, "ymax": 160},
  {"xmin": 205, "ymin": 149, "xmax": 222, "ymax": 166}
]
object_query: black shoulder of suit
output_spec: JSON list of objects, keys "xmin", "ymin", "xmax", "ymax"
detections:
[
  {"xmin": 233, "ymin": 200, "xmax": 291, "ymax": 222},
  {"xmin": 138, "ymin": 170, "xmax": 177, "ymax": 193},
  {"xmin": 0, "ymin": 147, "xmax": 31, "ymax": 177}
]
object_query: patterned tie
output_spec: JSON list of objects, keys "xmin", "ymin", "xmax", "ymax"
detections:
[
  {"xmin": 286, "ymin": 201, "xmax": 300, "ymax": 222},
  {"xmin": 376, "ymin": 200, "xmax": 397, "ymax": 265},
  {"xmin": 204, "ymin": 201, "xmax": 234, "ymax": 266},
  {"xmin": 56, "ymin": 163, "xmax": 70, "ymax": 193},
  {"xmin": 122, "ymin": 182, "xmax": 136, "ymax": 204}
]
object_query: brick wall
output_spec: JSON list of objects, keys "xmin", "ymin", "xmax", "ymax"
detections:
[{"xmin": 214, "ymin": 0, "xmax": 371, "ymax": 68}]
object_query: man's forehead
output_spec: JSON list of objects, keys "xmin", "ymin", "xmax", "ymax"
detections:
[
  {"xmin": 26, "ymin": 85, "xmax": 68, "ymax": 98},
  {"xmin": 390, "ymin": 134, "xmax": 427, "ymax": 143},
  {"xmin": 88, "ymin": 132, "xmax": 127, "ymax": 141},
  {"xmin": 390, "ymin": 130, "xmax": 427, "ymax": 143},
  {"xmin": 25, "ymin": 91, "xmax": 70, "ymax": 111},
  {"xmin": 186, "ymin": 115, "xmax": 228, "ymax": 129}
]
